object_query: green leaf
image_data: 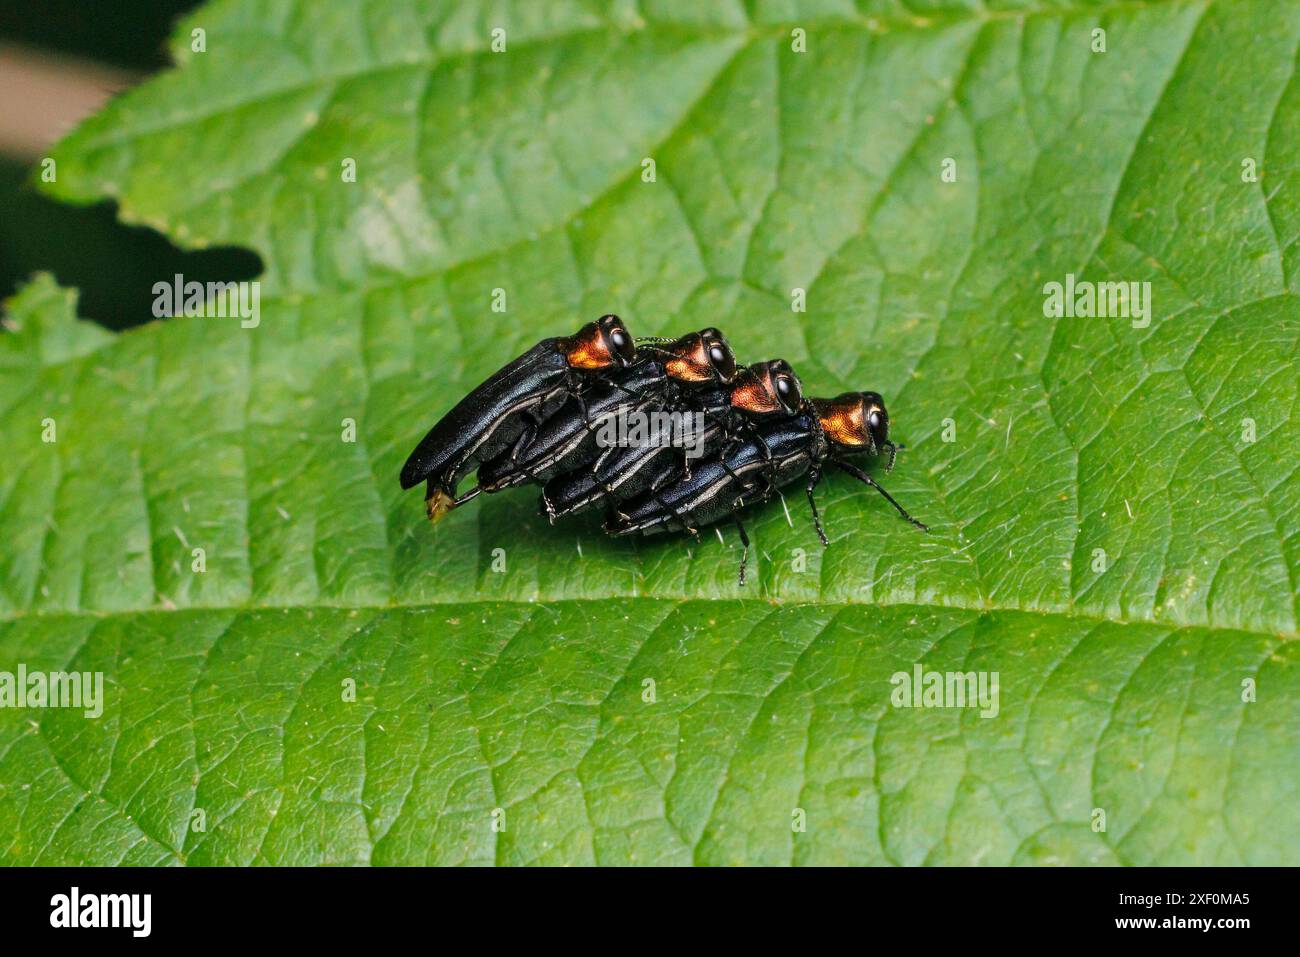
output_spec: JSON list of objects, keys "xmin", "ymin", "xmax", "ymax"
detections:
[{"xmin": 2, "ymin": 0, "xmax": 1297, "ymax": 865}]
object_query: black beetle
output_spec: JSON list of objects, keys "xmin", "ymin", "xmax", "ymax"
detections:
[
  {"xmin": 399, "ymin": 314, "xmax": 636, "ymax": 521},
  {"xmin": 605, "ymin": 391, "xmax": 927, "ymax": 584},
  {"xmin": 540, "ymin": 358, "xmax": 805, "ymax": 521},
  {"xmin": 469, "ymin": 327, "xmax": 739, "ymax": 496}
]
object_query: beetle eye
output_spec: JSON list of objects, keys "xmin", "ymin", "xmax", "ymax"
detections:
[
  {"xmin": 705, "ymin": 341, "xmax": 736, "ymax": 381},
  {"xmin": 776, "ymin": 376, "xmax": 791, "ymax": 397},
  {"xmin": 869, "ymin": 411, "xmax": 883, "ymax": 430},
  {"xmin": 610, "ymin": 327, "xmax": 633, "ymax": 357}
]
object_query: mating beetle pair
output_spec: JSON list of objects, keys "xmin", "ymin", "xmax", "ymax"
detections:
[{"xmin": 400, "ymin": 315, "xmax": 927, "ymax": 583}]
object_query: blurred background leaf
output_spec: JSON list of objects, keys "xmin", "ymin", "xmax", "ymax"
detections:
[{"xmin": 0, "ymin": 0, "xmax": 259, "ymax": 328}]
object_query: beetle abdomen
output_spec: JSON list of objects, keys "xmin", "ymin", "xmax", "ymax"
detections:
[
  {"xmin": 399, "ymin": 338, "xmax": 568, "ymax": 492},
  {"xmin": 476, "ymin": 361, "xmax": 667, "ymax": 491},
  {"xmin": 607, "ymin": 410, "xmax": 820, "ymax": 536}
]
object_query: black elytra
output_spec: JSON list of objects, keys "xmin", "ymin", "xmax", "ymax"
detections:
[
  {"xmin": 399, "ymin": 318, "xmax": 927, "ymax": 586},
  {"xmin": 469, "ymin": 327, "xmax": 739, "ymax": 496},
  {"xmin": 605, "ymin": 392, "xmax": 928, "ymax": 585},
  {"xmin": 540, "ymin": 358, "xmax": 806, "ymax": 521},
  {"xmin": 399, "ymin": 314, "xmax": 635, "ymax": 520}
]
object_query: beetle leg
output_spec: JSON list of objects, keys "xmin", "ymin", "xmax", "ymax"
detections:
[
  {"xmin": 757, "ymin": 435, "xmax": 776, "ymax": 484},
  {"xmin": 584, "ymin": 446, "xmax": 614, "ymax": 498},
  {"xmin": 515, "ymin": 422, "xmax": 539, "ymax": 456},
  {"xmin": 586, "ymin": 369, "xmax": 658, "ymax": 416},
  {"xmin": 606, "ymin": 379, "xmax": 655, "ymax": 403},
  {"xmin": 515, "ymin": 458, "xmax": 547, "ymax": 488},
  {"xmin": 883, "ymin": 441, "xmax": 900, "ymax": 473},
  {"xmin": 540, "ymin": 489, "xmax": 558, "ymax": 524},
  {"xmin": 678, "ymin": 427, "xmax": 697, "ymax": 483},
  {"xmin": 574, "ymin": 391, "xmax": 592, "ymax": 427},
  {"xmin": 654, "ymin": 493, "xmax": 698, "ymax": 538},
  {"xmin": 732, "ymin": 420, "xmax": 778, "ymax": 492},
  {"xmin": 732, "ymin": 515, "xmax": 750, "ymax": 586},
  {"xmin": 680, "ymin": 409, "xmax": 722, "ymax": 481},
  {"xmin": 493, "ymin": 424, "xmax": 548, "ymax": 492},
  {"xmin": 806, "ymin": 467, "xmax": 829, "ymax": 546},
  {"xmin": 833, "ymin": 459, "xmax": 929, "ymax": 531},
  {"xmin": 649, "ymin": 497, "xmax": 698, "ymax": 539},
  {"xmin": 726, "ymin": 432, "xmax": 777, "ymax": 504},
  {"xmin": 718, "ymin": 457, "xmax": 746, "ymax": 489}
]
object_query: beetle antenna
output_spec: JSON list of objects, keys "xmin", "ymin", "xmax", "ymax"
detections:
[
  {"xmin": 634, "ymin": 341, "xmax": 677, "ymax": 359},
  {"xmin": 832, "ymin": 459, "xmax": 928, "ymax": 531}
]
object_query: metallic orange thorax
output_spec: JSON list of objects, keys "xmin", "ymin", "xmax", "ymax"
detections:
[
  {"xmin": 815, "ymin": 395, "xmax": 870, "ymax": 448},
  {"xmin": 661, "ymin": 333, "xmax": 716, "ymax": 383},
  {"xmin": 563, "ymin": 321, "xmax": 618, "ymax": 370},
  {"xmin": 729, "ymin": 366, "xmax": 782, "ymax": 415}
]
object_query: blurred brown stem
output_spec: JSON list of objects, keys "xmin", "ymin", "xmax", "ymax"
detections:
[{"xmin": 0, "ymin": 42, "xmax": 139, "ymax": 159}]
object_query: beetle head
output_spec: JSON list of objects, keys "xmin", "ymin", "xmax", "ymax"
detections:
[
  {"xmin": 661, "ymin": 327, "xmax": 738, "ymax": 384},
  {"xmin": 812, "ymin": 392, "xmax": 892, "ymax": 459},
  {"xmin": 729, "ymin": 360, "xmax": 804, "ymax": 418},
  {"xmin": 564, "ymin": 314, "xmax": 636, "ymax": 370}
]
